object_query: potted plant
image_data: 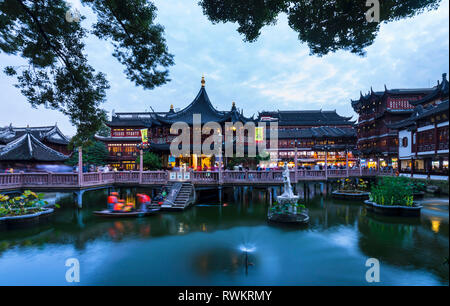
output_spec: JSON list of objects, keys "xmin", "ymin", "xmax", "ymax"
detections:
[
  {"xmin": 0, "ymin": 190, "xmax": 57, "ymax": 229},
  {"xmin": 332, "ymin": 178, "xmax": 370, "ymax": 200},
  {"xmin": 365, "ymin": 177, "xmax": 422, "ymax": 217}
]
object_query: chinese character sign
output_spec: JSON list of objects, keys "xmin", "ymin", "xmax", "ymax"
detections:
[
  {"xmin": 255, "ymin": 127, "xmax": 264, "ymax": 143},
  {"xmin": 140, "ymin": 129, "xmax": 148, "ymax": 144}
]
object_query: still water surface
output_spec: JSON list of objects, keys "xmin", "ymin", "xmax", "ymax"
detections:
[{"xmin": 0, "ymin": 187, "xmax": 448, "ymax": 285}]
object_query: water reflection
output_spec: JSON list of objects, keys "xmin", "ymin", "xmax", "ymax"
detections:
[{"xmin": 0, "ymin": 186, "xmax": 448, "ymax": 285}]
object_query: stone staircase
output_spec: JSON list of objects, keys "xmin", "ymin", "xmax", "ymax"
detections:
[{"xmin": 156, "ymin": 182, "xmax": 196, "ymax": 210}]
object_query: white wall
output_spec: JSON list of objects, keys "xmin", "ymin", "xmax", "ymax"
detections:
[{"xmin": 398, "ymin": 129, "xmax": 412, "ymax": 159}]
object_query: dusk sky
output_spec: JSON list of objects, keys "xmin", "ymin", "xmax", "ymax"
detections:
[{"xmin": 0, "ymin": 0, "xmax": 449, "ymax": 136}]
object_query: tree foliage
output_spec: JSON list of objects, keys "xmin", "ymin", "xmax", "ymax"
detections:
[
  {"xmin": 82, "ymin": 0, "xmax": 174, "ymax": 89},
  {"xmin": 66, "ymin": 140, "xmax": 109, "ymax": 166},
  {"xmin": 97, "ymin": 122, "xmax": 111, "ymax": 137},
  {"xmin": 226, "ymin": 154, "xmax": 269, "ymax": 170},
  {"xmin": 136, "ymin": 151, "xmax": 162, "ymax": 170},
  {"xmin": 0, "ymin": 0, "xmax": 173, "ymax": 147},
  {"xmin": 198, "ymin": 0, "xmax": 442, "ymax": 56}
]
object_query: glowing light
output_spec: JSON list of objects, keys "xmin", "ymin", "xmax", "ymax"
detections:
[
  {"xmin": 431, "ymin": 220, "xmax": 440, "ymax": 233},
  {"xmin": 239, "ymin": 244, "xmax": 256, "ymax": 253}
]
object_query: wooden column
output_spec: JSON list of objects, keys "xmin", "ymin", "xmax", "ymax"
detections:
[
  {"xmin": 78, "ymin": 146, "xmax": 83, "ymax": 187},
  {"xmin": 346, "ymin": 149, "xmax": 349, "ymax": 178},
  {"xmin": 139, "ymin": 149, "xmax": 143, "ymax": 184},
  {"xmin": 219, "ymin": 154, "xmax": 223, "ymax": 185},
  {"xmin": 359, "ymin": 155, "xmax": 363, "ymax": 176},
  {"xmin": 434, "ymin": 122, "xmax": 438, "ymax": 155},
  {"xmin": 294, "ymin": 147, "xmax": 298, "ymax": 183},
  {"xmin": 325, "ymin": 150, "xmax": 328, "ymax": 179}
]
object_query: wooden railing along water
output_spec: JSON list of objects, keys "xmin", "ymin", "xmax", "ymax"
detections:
[{"xmin": 0, "ymin": 168, "xmax": 394, "ymax": 191}]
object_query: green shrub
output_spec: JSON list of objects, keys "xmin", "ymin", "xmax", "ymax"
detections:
[
  {"xmin": 369, "ymin": 177, "xmax": 414, "ymax": 206},
  {"xmin": 337, "ymin": 178, "xmax": 369, "ymax": 191},
  {"xmin": 0, "ymin": 190, "xmax": 50, "ymax": 217}
]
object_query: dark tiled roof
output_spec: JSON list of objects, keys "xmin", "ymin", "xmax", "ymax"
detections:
[
  {"xmin": 351, "ymin": 83, "xmax": 436, "ymax": 110},
  {"xmin": 0, "ymin": 125, "xmax": 70, "ymax": 145},
  {"xmin": 274, "ymin": 126, "xmax": 356, "ymax": 139},
  {"xmin": 0, "ymin": 131, "xmax": 69, "ymax": 161},
  {"xmin": 388, "ymin": 99, "xmax": 449, "ymax": 130},
  {"xmin": 258, "ymin": 110, "xmax": 354, "ymax": 126},
  {"xmin": 156, "ymin": 87, "xmax": 252, "ymax": 125},
  {"xmin": 107, "ymin": 113, "xmax": 163, "ymax": 128},
  {"xmin": 410, "ymin": 73, "xmax": 449, "ymax": 106},
  {"xmin": 107, "ymin": 82, "xmax": 253, "ymax": 127},
  {"xmin": 94, "ymin": 135, "xmax": 141, "ymax": 142}
]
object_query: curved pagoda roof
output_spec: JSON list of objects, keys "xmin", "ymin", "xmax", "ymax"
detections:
[
  {"xmin": 351, "ymin": 83, "xmax": 436, "ymax": 112},
  {"xmin": 387, "ymin": 99, "xmax": 449, "ymax": 130},
  {"xmin": 410, "ymin": 73, "xmax": 449, "ymax": 106},
  {"xmin": 0, "ymin": 124, "xmax": 70, "ymax": 146},
  {"xmin": 107, "ymin": 77, "xmax": 253, "ymax": 128},
  {"xmin": 155, "ymin": 78, "xmax": 252, "ymax": 125},
  {"xmin": 0, "ymin": 130, "xmax": 69, "ymax": 162}
]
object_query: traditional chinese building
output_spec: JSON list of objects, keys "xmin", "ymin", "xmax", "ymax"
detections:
[
  {"xmin": 0, "ymin": 124, "xmax": 71, "ymax": 155},
  {"xmin": 96, "ymin": 77, "xmax": 253, "ymax": 170},
  {"xmin": 0, "ymin": 127, "xmax": 70, "ymax": 171},
  {"xmin": 96, "ymin": 77, "xmax": 360, "ymax": 170},
  {"xmin": 388, "ymin": 73, "xmax": 449, "ymax": 179},
  {"xmin": 351, "ymin": 83, "xmax": 436, "ymax": 169},
  {"xmin": 258, "ymin": 111, "xmax": 357, "ymax": 168}
]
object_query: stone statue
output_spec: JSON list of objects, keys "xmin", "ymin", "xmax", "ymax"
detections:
[
  {"xmin": 277, "ymin": 166, "xmax": 298, "ymax": 204},
  {"xmin": 281, "ymin": 166, "xmax": 294, "ymax": 198}
]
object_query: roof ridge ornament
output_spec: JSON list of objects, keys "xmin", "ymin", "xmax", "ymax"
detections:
[{"xmin": 201, "ymin": 75, "xmax": 205, "ymax": 87}]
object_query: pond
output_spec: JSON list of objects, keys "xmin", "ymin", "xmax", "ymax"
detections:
[{"xmin": 0, "ymin": 187, "xmax": 448, "ymax": 286}]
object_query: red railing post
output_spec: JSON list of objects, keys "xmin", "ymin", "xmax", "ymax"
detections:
[
  {"xmin": 139, "ymin": 149, "xmax": 143, "ymax": 184},
  {"xmin": 78, "ymin": 146, "xmax": 83, "ymax": 187},
  {"xmin": 294, "ymin": 147, "xmax": 298, "ymax": 183},
  {"xmin": 346, "ymin": 150, "xmax": 349, "ymax": 178}
]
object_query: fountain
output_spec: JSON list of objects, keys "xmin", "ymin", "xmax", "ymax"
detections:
[
  {"xmin": 267, "ymin": 166, "xmax": 309, "ymax": 224},
  {"xmin": 239, "ymin": 244, "xmax": 255, "ymax": 275}
]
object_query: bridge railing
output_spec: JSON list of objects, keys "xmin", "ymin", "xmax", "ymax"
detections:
[
  {"xmin": 142, "ymin": 171, "xmax": 167, "ymax": 184},
  {"xmin": 114, "ymin": 171, "xmax": 140, "ymax": 183},
  {"xmin": 191, "ymin": 171, "xmax": 219, "ymax": 184},
  {"xmin": 51, "ymin": 173, "xmax": 79, "ymax": 186},
  {"xmin": 0, "ymin": 168, "xmax": 395, "ymax": 191}
]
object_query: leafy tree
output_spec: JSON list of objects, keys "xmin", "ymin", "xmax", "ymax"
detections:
[
  {"xmin": 136, "ymin": 151, "xmax": 162, "ymax": 170},
  {"xmin": 0, "ymin": 0, "xmax": 173, "ymax": 147},
  {"xmin": 66, "ymin": 140, "xmax": 109, "ymax": 166},
  {"xmin": 226, "ymin": 153, "xmax": 269, "ymax": 170},
  {"xmin": 198, "ymin": 0, "xmax": 441, "ymax": 56},
  {"xmin": 97, "ymin": 122, "xmax": 111, "ymax": 137}
]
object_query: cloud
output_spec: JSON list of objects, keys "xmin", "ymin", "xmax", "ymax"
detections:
[{"xmin": 0, "ymin": 0, "xmax": 448, "ymax": 136}]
